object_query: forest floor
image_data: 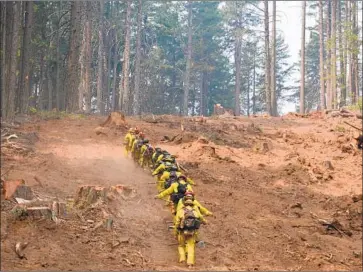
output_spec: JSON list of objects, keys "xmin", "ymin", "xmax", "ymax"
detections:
[{"xmin": 1, "ymin": 112, "xmax": 362, "ymax": 271}]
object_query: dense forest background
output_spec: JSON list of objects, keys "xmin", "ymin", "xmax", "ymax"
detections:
[{"xmin": 1, "ymin": 1, "xmax": 362, "ymax": 119}]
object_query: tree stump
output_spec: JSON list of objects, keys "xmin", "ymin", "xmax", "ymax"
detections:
[{"xmin": 73, "ymin": 185, "xmax": 135, "ymax": 209}]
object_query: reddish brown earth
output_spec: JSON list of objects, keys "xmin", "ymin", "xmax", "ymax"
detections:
[{"xmin": 1, "ymin": 113, "xmax": 362, "ymax": 271}]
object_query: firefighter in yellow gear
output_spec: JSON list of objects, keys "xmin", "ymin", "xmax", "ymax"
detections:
[
  {"xmin": 128, "ymin": 128, "xmax": 140, "ymax": 152},
  {"xmin": 151, "ymin": 147, "xmax": 163, "ymax": 168},
  {"xmin": 152, "ymin": 160, "xmax": 171, "ymax": 180},
  {"xmin": 176, "ymin": 191, "xmax": 212, "ymax": 216},
  {"xmin": 123, "ymin": 128, "xmax": 134, "ymax": 157},
  {"xmin": 155, "ymin": 175, "xmax": 193, "ymax": 214},
  {"xmin": 174, "ymin": 199, "xmax": 207, "ymax": 267},
  {"xmin": 155, "ymin": 150, "xmax": 170, "ymax": 164},
  {"xmin": 131, "ymin": 132, "xmax": 145, "ymax": 162},
  {"xmin": 138, "ymin": 140, "xmax": 153, "ymax": 169}
]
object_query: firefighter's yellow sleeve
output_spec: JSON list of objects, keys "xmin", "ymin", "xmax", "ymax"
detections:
[
  {"xmin": 194, "ymin": 199, "xmax": 211, "ymax": 216},
  {"xmin": 152, "ymin": 163, "xmax": 165, "ymax": 176}
]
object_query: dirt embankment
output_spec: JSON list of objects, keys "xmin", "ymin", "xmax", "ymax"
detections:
[{"xmin": 1, "ymin": 113, "xmax": 362, "ymax": 271}]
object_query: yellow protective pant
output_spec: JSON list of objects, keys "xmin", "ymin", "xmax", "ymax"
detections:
[
  {"xmin": 177, "ymin": 231, "xmax": 196, "ymax": 265},
  {"xmin": 124, "ymin": 145, "xmax": 130, "ymax": 157}
]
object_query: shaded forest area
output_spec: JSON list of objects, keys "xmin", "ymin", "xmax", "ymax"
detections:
[{"xmin": 1, "ymin": 1, "xmax": 362, "ymax": 120}]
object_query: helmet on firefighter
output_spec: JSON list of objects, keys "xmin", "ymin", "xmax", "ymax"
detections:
[
  {"xmin": 184, "ymin": 199, "xmax": 194, "ymax": 206},
  {"xmin": 155, "ymin": 147, "xmax": 162, "ymax": 152},
  {"xmin": 169, "ymin": 165, "xmax": 178, "ymax": 172},
  {"xmin": 178, "ymin": 175, "xmax": 187, "ymax": 181},
  {"xmin": 143, "ymin": 139, "xmax": 149, "ymax": 144},
  {"xmin": 184, "ymin": 191, "xmax": 195, "ymax": 201}
]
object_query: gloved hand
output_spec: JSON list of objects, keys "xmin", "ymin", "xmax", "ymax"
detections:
[{"xmin": 207, "ymin": 212, "xmax": 213, "ymax": 216}]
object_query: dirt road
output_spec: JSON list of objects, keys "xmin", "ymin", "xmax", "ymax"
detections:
[{"xmin": 1, "ymin": 115, "xmax": 362, "ymax": 270}]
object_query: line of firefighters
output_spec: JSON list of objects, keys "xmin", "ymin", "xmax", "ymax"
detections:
[{"xmin": 123, "ymin": 127, "xmax": 213, "ymax": 268}]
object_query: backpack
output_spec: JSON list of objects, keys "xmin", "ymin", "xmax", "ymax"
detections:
[
  {"xmin": 170, "ymin": 181, "xmax": 187, "ymax": 204},
  {"xmin": 164, "ymin": 171, "xmax": 178, "ymax": 189},
  {"xmin": 152, "ymin": 151, "xmax": 162, "ymax": 163},
  {"xmin": 182, "ymin": 208, "xmax": 201, "ymax": 231}
]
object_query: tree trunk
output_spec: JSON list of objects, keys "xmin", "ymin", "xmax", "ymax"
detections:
[
  {"xmin": 47, "ymin": 64, "xmax": 53, "ymax": 111},
  {"xmin": 264, "ymin": 0, "xmax": 271, "ymax": 115},
  {"xmin": 252, "ymin": 49, "xmax": 256, "ymax": 115},
  {"xmin": 18, "ymin": 1, "xmax": 33, "ymax": 114},
  {"xmin": 247, "ymin": 70, "xmax": 250, "ymax": 117},
  {"xmin": 66, "ymin": 1, "xmax": 81, "ymax": 112},
  {"xmin": 270, "ymin": 1, "xmax": 277, "ymax": 116},
  {"xmin": 319, "ymin": 0, "xmax": 326, "ymax": 110},
  {"xmin": 351, "ymin": 0, "xmax": 358, "ymax": 103},
  {"xmin": 338, "ymin": 0, "xmax": 345, "ymax": 107},
  {"xmin": 326, "ymin": 0, "xmax": 332, "ymax": 109},
  {"xmin": 0, "ymin": 2, "xmax": 7, "ymax": 117},
  {"xmin": 55, "ymin": 1, "xmax": 61, "ymax": 111},
  {"xmin": 183, "ymin": 1, "xmax": 192, "ymax": 116},
  {"xmin": 331, "ymin": 0, "xmax": 337, "ymax": 108},
  {"xmin": 84, "ymin": 2, "xmax": 92, "ymax": 114},
  {"xmin": 119, "ymin": 0, "xmax": 131, "ymax": 114},
  {"xmin": 199, "ymin": 72, "xmax": 204, "ymax": 115},
  {"xmin": 234, "ymin": 35, "xmax": 241, "ymax": 116},
  {"xmin": 4, "ymin": 2, "xmax": 21, "ymax": 119},
  {"xmin": 134, "ymin": 0, "xmax": 143, "ymax": 115},
  {"xmin": 300, "ymin": 1, "xmax": 306, "ymax": 114},
  {"xmin": 97, "ymin": 0, "xmax": 104, "ymax": 114},
  {"xmin": 111, "ymin": 34, "xmax": 118, "ymax": 112},
  {"xmin": 344, "ymin": 1, "xmax": 350, "ymax": 105}
]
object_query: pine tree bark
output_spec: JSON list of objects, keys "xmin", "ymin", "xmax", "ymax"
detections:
[
  {"xmin": 66, "ymin": 1, "xmax": 81, "ymax": 112},
  {"xmin": 84, "ymin": 2, "xmax": 92, "ymax": 114},
  {"xmin": 344, "ymin": 1, "xmax": 350, "ymax": 102},
  {"xmin": 4, "ymin": 2, "xmax": 21, "ymax": 119},
  {"xmin": 270, "ymin": 1, "xmax": 277, "ymax": 116},
  {"xmin": 331, "ymin": 0, "xmax": 337, "ymax": 108},
  {"xmin": 326, "ymin": 0, "xmax": 332, "ymax": 109},
  {"xmin": 264, "ymin": 0, "xmax": 271, "ymax": 115},
  {"xmin": 234, "ymin": 35, "xmax": 242, "ymax": 116},
  {"xmin": 337, "ymin": 0, "xmax": 345, "ymax": 107},
  {"xmin": 55, "ymin": 1, "xmax": 61, "ymax": 111},
  {"xmin": 97, "ymin": 0, "xmax": 104, "ymax": 114},
  {"xmin": 183, "ymin": 1, "xmax": 192, "ymax": 116},
  {"xmin": 252, "ymin": 49, "xmax": 256, "ymax": 115},
  {"xmin": 300, "ymin": 1, "xmax": 306, "ymax": 114},
  {"xmin": 134, "ymin": 0, "xmax": 143, "ymax": 115},
  {"xmin": 319, "ymin": 0, "xmax": 326, "ymax": 110},
  {"xmin": 111, "ymin": 34, "xmax": 118, "ymax": 111},
  {"xmin": 351, "ymin": 0, "xmax": 358, "ymax": 103},
  {"xmin": 18, "ymin": 1, "xmax": 33, "ymax": 113},
  {"xmin": 0, "ymin": 2, "xmax": 7, "ymax": 117},
  {"xmin": 119, "ymin": 0, "xmax": 131, "ymax": 114}
]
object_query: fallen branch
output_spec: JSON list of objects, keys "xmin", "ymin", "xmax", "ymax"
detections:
[{"xmin": 343, "ymin": 121, "xmax": 362, "ymax": 131}]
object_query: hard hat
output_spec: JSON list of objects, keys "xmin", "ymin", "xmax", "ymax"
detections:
[
  {"xmin": 155, "ymin": 147, "xmax": 162, "ymax": 152},
  {"xmin": 169, "ymin": 165, "xmax": 178, "ymax": 171},
  {"xmin": 184, "ymin": 191, "xmax": 194, "ymax": 197},
  {"xmin": 178, "ymin": 175, "xmax": 187, "ymax": 181},
  {"xmin": 143, "ymin": 139, "xmax": 149, "ymax": 144},
  {"xmin": 184, "ymin": 199, "xmax": 194, "ymax": 206}
]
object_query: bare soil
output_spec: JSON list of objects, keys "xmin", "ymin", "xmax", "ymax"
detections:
[{"xmin": 1, "ymin": 113, "xmax": 362, "ymax": 271}]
